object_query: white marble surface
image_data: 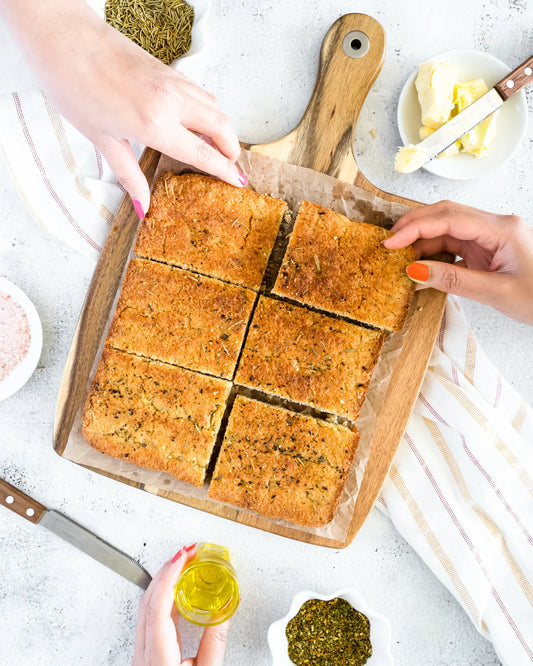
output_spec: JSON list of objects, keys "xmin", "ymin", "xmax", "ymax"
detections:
[{"xmin": 1, "ymin": 1, "xmax": 532, "ymax": 664}]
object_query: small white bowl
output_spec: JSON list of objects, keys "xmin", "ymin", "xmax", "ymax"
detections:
[
  {"xmin": 267, "ymin": 588, "xmax": 393, "ymax": 666},
  {"xmin": 397, "ymin": 49, "xmax": 528, "ymax": 180},
  {"xmin": 0, "ymin": 278, "xmax": 43, "ymax": 402},
  {"xmin": 89, "ymin": 0, "xmax": 210, "ymax": 64}
]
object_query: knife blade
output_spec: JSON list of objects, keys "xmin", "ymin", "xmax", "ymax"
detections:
[
  {"xmin": 400, "ymin": 55, "xmax": 533, "ymax": 173},
  {"xmin": 0, "ymin": 478, "xmax": 152, "ymax": 590}
]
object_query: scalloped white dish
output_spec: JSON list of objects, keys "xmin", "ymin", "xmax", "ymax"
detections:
[
  {"xmin": 0, "ymin": 278, "xmax": 43, "ymax": 402},
  {"xmin": 268, "ymin": 588, "xmax": 393, "ymax": 666},
  {"xmin": 397, "ymin": 49, "xmax": 528, "ymax": 180},
  {"xmin": 89, "ymin": 0, "xmax": 210, "ymax": 65}
]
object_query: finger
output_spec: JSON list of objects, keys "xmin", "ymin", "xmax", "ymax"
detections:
[
  {"xmin": 143, "ymin": 545, "xmax": 197, "ymax": 661},
  {"xmin": 195, "ymin": 620, "xmax": 231, "ymax": 666},
  {"xmin": 405, "ymin": 259, "xmax": 514, "ymax": 307},
  {"xmin": 147, "ymin": 545, "xmax": 198, "ymax": 620},
  {"xmin": 384, "ymin": 201, "xmax": 508, "ymax": 250},
  {"xmin": 413, "ymin": 234, "xmax": 500, "ymax": 273},
  {"xmin": 149, "ymin": 127, "xmax": 246, "ymax": 188},
  {"xmin": 96, "ymin": 136, "xmax": 151, "ymax": 218},
  {"xmin": 383, "ymin": 211, "xmax": 505, "ymax": 252},
  {"xmin": 412, "ymin": 235, "xmax": 469, "ymax": 259},
  {"xmin": 389, "ymin": 200, "xmax": 494, "ymax": 233},
  {"xmin": 132, "ymin": 584, "xmax": 154, "ymax": 664},
  {"xmin": 171, "ymin": 602, "xmax": 183, "ymax": 652},
  {"xmin": 179, "ymin": 100, "xmax": 241, "ymax": 162}
]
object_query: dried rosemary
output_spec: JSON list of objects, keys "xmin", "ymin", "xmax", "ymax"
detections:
[
  {"xmin": 286, "ymin": 597, "xmax": 372, "ymax": 666},
  {"xmin": 105, "ymin": 0, "xmax": 194, "ymax": 65}
]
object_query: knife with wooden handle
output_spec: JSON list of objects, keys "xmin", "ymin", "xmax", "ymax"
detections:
[
  {"xmin": 0, "ymin": 478, "xmax": 152, "ymax": 590},
  {"xmin": 400, "ymin": 55, "xmax": 533, "ymax": 172}
]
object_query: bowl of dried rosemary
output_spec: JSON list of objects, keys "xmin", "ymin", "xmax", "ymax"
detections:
[
  {"xmin": 268, "ymin": 588, "xmax": 393, "ymax": 666},
  {"xmin": 89, "ymin": 0, "xmax": 210, "ymax": 66}
]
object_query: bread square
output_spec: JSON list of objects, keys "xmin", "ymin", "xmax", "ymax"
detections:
[
  {"xmin": 208, "ymin": 396, "xmax": 360, "ymax": 526},
  {"xmin": 135, "ymin": 172, "xmax": 289, "ymax": 290},
  {"xmin": 106, "ymin": 258, "xmax": 256, "ymax": 379},
  {"xmin": 273, "ymin": 201, "xmax": 416, "ymax": 331},
  {"xmin": 235, "ymin": 296, "xmax": 384, "ymax": 419},
  {"xmin": 82, "ymin": 348, "xmax": 231, "ymax": 487}
]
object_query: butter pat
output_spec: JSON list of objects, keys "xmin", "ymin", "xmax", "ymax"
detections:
[
  {"xmin": 415, "ymin": 61, "xmax": 459, "ymax": 129},
  {"xmin": 394, "ymin": 144, "xmax": 431, "ymax": 174},
  {"xmin": 454, "ymin": 78, "xmax": 488, "ymax": 112},
  {"xmin": 454, "ymin": 79, "xmax": 498, "ymax": 158}
]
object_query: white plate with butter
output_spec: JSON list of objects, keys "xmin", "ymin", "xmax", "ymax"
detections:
[{"xmin": 397, "ymin": 49, "xmax": 528, "ymax": 179}]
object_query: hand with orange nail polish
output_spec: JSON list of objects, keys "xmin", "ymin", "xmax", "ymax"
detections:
[
  {"xmin": 383, "ymin": 200, "xmax": 533, "ymax": 324},
  {"xmin": 132, "ymin": 544, "xmax": 230, "ymax": 666}
]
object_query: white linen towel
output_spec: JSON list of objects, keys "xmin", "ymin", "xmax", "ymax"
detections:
[{"xmin": 1, "ymin": 90, "xmax": 532, "ymax": 666}]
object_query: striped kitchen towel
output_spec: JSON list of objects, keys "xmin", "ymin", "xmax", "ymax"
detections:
[
  {"xmin": 379, "ymin": 298, "xmax": 533, "ymax": 665},
  {"xmin": 0, "ymin": 90, "xmax": 142, "ymax": 260},
  {"xmin": 1, "ymin": 90, "xmax": 532, "ymax": 665}
]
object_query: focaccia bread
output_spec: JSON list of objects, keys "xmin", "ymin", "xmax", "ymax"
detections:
[
  {"xmin": 135, "ymin": 172, "xmax": 289, "ymax": 290},
  {"xmin": 273, "ymin": 200, "xmax": 416, "ymax": 331},
  {"xmin": 235, "ymin": 296, "xmax": 384, "ymax": 419},
  {"xmin": 82, "ymin": 348, "xmax": 231, "ymax": 487},
  {"xmin": 208, "ymin": 396, "xmax": 360, "ymax": 527},
  {"xmin": 106, "ymin": 257, "xmax": 256, "ymax": 379}
]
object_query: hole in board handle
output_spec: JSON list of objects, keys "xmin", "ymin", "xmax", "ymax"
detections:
[
  {"xmin": 26, "ymin": 508, "xmax": 35, "ymax": 517},
  {"xmin": 342, "ymin": 31, "xmax": 370, "ymax": 59},
  {"xmin": 6, "ymin": 495, "xmax": 14, "ymax": 504}
]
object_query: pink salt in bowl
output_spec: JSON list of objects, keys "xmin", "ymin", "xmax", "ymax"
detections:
[{"xmin": 0, "ymin": 277, "xmax": 43, "ymax": 401}]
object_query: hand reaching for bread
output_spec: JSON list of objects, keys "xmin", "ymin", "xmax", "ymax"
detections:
[
  {"xmin": 0, "ymin": 0, "xmax": 246, "ymax": 218},
  {"xmin": 383, "ymin": 201, "xmax": 533, "ymax": 325}
]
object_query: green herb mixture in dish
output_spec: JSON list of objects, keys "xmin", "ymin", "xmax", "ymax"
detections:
[
  {"xmin": 105, "ymin": 0, "xmax": 194, "ymax": 65},
  {"xmin": 286, "ymin": 597, "xmax": 372, "ymax": 666}
]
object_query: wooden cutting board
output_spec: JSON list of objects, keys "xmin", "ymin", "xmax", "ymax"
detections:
[{"xmin": 54, "ymin": 13, "xmax": 446, "ymax": 548}]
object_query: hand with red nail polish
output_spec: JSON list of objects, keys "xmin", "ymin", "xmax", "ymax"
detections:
[
  {"xmin": 132, "ymin": 544, "xmax": 230, "ymax": 666},
  {"xmin": 383, "ymin": 200, "xmax": 533, "ymax": 324},
  {"xmin": 0, "ymin": 0, "xmax": 244, "ymax": 218}
]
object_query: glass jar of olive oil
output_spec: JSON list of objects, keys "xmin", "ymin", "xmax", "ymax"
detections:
[{"xmin": 174, "ymin": 543, "xmax": 240, "ymax": 626}]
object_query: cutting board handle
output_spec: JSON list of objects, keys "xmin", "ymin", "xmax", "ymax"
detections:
[{"xmin": 250, "ymin": 13, "xmax": 385, "ymax": 182}]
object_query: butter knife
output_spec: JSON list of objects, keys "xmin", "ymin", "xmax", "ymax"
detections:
[
  {"xmin": 0, "ymin": 478, "xmax": 152, "ymax": 590},
  {"xmin": 400, "ymin": 55, "xmax": 533, "ymax": 172}
]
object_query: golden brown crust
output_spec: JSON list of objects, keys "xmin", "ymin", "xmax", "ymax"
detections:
[
  {"xmin": 135, "ymin": 172, "xmax": 288, "ymax": 290},
  {"xmin": 106, "ymin": 258, "xmax": 256, "ymax": 379},
  {"xmin": 82, "ymin": 348, "xmax": 231, "ymax": 487},
  {"xmin": 208, "ymin": 396, "xmax": 360, "ymax": 526},
  {"xmin": 235, "ymin": 297, "xmax": 385, "ymax": 420},
  {"xmin": 273, "ymin": 201, "xmax": 416, "ymax": 331}
]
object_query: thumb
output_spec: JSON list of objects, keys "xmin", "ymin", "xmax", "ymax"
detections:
[
  {"xmin": 96, "ymin": 136, "xmax": 151, "ymax": 219},
  {"xmin": 194, "ymin": 620, "xmax": 230, "ymax": 666},
  {"xmin": 406, "ymin": 260, "xmax": 513, "ymax": 307}
]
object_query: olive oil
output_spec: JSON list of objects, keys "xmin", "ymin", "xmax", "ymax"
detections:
[{"xmin": 174, "ymin": 543, "xmax": 239, "ymax": 626}]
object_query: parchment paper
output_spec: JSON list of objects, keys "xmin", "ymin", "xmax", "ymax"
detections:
[{"xmin": 62, "ymin": 149, "xmax": 413, "ymax": 544}]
